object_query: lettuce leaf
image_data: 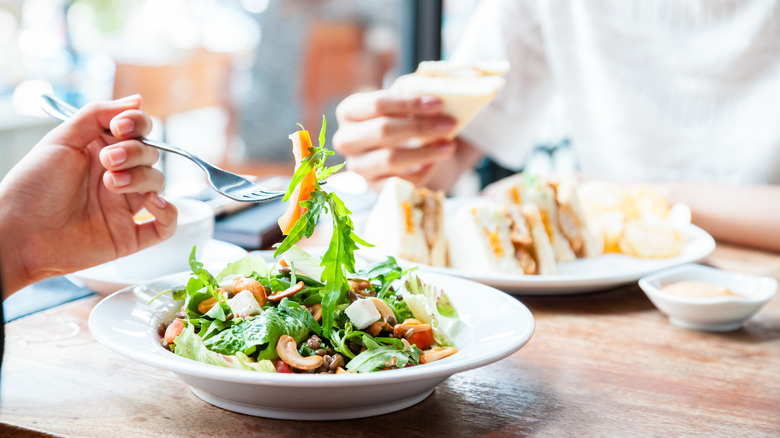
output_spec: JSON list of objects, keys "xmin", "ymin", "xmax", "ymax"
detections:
[
  {"xmin": 280, "ymin": 245, "xmax": 325, "ymax": 281},
  {"xmin": 277, "ymin": 297, "xmax": 321, "ymax": 336},
  {"xmin": 203, "ymin": 307, "xmax": 311, "ymax": 360},
  {"xmin": 215, "ymin": 255, "xmax": 270, "ymax": 283},
  {"xmin": 401, "ymin": 274, "xmax": 461, "ymax": 347},
  {"xmin": 174, "ymin": 324, "xmax": 275, "ymax": 372}
]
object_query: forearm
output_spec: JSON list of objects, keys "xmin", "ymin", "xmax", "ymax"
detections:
[
  {"xmin": 0, "ymin": 225, "xmax": 27, "ymax": 300},
  {"xmin": 426, "ymin": 138, "xmax": 484, "ymax": 193},
  {"xmin": 0, "ymin": 188, "xmax": 32, "ymax": 299},
  {"xmin": 659, "ymin": 182, "xmax": 780, "ymax": 252}
]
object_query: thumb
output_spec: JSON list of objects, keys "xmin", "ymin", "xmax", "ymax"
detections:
[{"xmin": 47, "ymin": 95, "xmax": 143, "ymax": 149}]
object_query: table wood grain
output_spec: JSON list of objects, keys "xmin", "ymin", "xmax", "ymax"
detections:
[{"xmin": 1, "ymin": 243, "xmax": 779, "ymax": 437}]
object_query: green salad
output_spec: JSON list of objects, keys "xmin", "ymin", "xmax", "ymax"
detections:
[{"xmin": 157, "ymin": 119, "xmax": 461, "ymax": 374}]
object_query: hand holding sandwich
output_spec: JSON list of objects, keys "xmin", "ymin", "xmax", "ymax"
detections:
[
  {"xmin": 333, "ymin": 90, "xmax": 458, "ymax": 190},
  {"xmin": 334, "ymin": 61, "xmax": 508, "ymax": 193}
]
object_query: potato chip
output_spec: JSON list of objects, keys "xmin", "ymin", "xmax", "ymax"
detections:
[{"xmin": 578, "ymin": 182, "xmax": 691, "ymax": 258}]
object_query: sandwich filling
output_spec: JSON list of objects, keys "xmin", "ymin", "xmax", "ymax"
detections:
[
  {"xmin": 557, "ymin": 203, "xmax": 585, "ymax": 256},
  {"xmin": 404, "ymin": 187, "xmax": 445, "ymax": 260},
  {"xmin": 505, "ymin": 206, "xmax": 538, "ymax": 275}
]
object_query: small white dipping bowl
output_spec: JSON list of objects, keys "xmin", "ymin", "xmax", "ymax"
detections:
[
  {"xmin": 638, "ymin": 264, "xmax": 777, "ymax": 332},
  {"xmin": 112, "ymin": 197, "xmax": 215, "ymax": 280}
]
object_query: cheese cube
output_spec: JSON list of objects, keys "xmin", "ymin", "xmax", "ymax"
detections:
[
  {"xmin": 227, "ymin": 290, "xmax": 262, "ymax": 319},
  {"xmin": 345, "ymin": 299, "xmax": 381, "ymax": 330}
]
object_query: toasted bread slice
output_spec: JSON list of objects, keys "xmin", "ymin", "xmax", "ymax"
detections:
[{"xmin": 391, "ymin": 60, "xmax": 509, "ymax": 139}]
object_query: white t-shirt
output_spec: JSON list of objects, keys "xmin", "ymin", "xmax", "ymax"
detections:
[{"xmin": 455, "ymin": 0, "xmax": 780, "ymax": 185}]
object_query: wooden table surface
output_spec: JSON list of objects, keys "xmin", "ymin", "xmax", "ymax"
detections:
[{"xmin": 1, "ymin": 243, "xmax": 779, "ymax": 437}]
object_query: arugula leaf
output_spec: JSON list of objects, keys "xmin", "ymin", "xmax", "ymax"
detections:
[
  {"xmin": 316, "ymin": 162, "xmax": 344, "ymax": 181},
  {"xmin": 318, "ymin": 115, "xmax": 326, "ymax": 148},
  {"xmin": 183, "ymin": 278, "xmax": 213, "ymax": 320},
  {"xmin": 197, "ymin": 318, "xmax": 234, "ymax": 341},
  {"xmin": 330, "ymin": 326, "xmax": 368, "ymax": 359},
  {"xmin": 188, "ymin": 246, "xmax": 216, "ymax": 294},
  {"xmin": 353, "ymin": 257, "xmax": 412, "ymax": 322},
  {"xmin": 146, "ymin": 285, "xmax": 186, "ymax": 305},
  {"xmin": 172, "ymin": 287, "xmax": 186, "ymax": 301},
  {"xmin": 283, "ymin": 157, "xmax": 318, "ymax": 202},
  {"xmin": 275, "ymin": 118, "xmax": 372, "ymax": 335},
  {"xmin": 345, "ymin": 335, "xmax": 420, "ymax": 373},
  {"xmin": 356, "ymin": 257, "xmax": 403, "ymax": 281},
  {"xmin": 273, "ymin": 191, "xmax": 329, "ymax": 258}
]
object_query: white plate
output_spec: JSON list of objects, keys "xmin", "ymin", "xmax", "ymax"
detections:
[
  {"xmin": 359, "ymin": 224, "xmax": 715, "ymax": 295},
  {"xmin": 88, "ymin": 271, "xmax": 534, "ymax": 420},
  {"xmin": 68, "ymin": 240, "xmax": 247, "ymax": 295}
]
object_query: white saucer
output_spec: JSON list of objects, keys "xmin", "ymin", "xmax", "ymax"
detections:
[{"xmin": 67, "ymin": 239, "xmax": 247, "ymax": 295}]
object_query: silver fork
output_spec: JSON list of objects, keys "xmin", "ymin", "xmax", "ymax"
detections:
[{"xmin": 40, "ymin": 94, "xmax": 286, "ymax": 203}]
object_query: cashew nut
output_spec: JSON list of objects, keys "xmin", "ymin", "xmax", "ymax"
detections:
[
  {"xmin": 420, "ymin": 347, "xmax": 458, "ymax": 364},
  {"xmin": 198, "ymin": 298, "xmax": 217, "ymax": 314},
  {"xmin": 299, "ymin": 303, "xmax": 322, "ymax": 322},
  {"xmin": 367, "ymin": 321, "xmax": 384, "ymax": 336},
  {"xmin": 276, "ymin": 335, "xmax": 324, "ymax": 371},
  {"xmin": 233, "ymin": 277, "xmax": 267, "ymax": 307},
  {"xmin": 268, "ymin": 281, "xmax": 305, "ymax": 301},
  {"xmin": 310, "ymin": 303, "xmax": 322, "ymax": 322}
]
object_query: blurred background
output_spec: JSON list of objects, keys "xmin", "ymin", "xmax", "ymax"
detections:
[{"xmin": 1, "ymin": 0, "xmax": 549, "ymax": 199}]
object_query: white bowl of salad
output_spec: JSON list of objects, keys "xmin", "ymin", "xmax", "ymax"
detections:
[
  {"xmin": 89, "ymin": 119, "xmax": 535, "ymax": 420},
  {"xmin": 89, "ymin": 251, "xmax": 534, "ymax": 420}
]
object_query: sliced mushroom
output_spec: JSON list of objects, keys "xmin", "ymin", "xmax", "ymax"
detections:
[
  {"xmin": 348, "ymin": 279, "xmax": 372, "ymax": 292},
  {"xmin": 368, "ymin": 297, "xmax": 395, "ymax": 324},
  {"xmin": 268, "ymin": 281, "xmax": 305, "ymax": 301},
  {"xmin": 276, "ymin": 335, "xmax": 324, "ymax": 371},
  {"xmin": 393, "ymin": 319, "xmax": 432, "ymax": 338},
  {"xmin": 420, "ymin": 347, "xmax": 458, "ymax": 364}
]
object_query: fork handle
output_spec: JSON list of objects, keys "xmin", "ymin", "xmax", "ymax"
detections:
[{"xmin": 141, "ymin": 137, "xmax": 215, "ymax": 172}]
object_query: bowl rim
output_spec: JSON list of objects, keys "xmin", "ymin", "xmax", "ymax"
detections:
[{"xmin": 638, "ymin": 263, "xmax": 778, "ymax": 305}]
